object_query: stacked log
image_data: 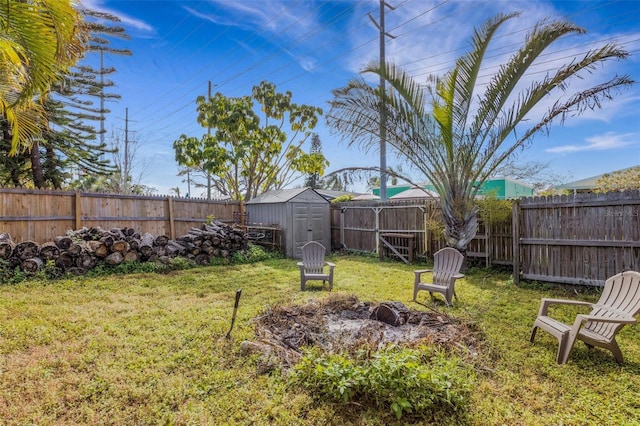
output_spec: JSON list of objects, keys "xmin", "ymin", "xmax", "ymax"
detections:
[{"xmin": 0, "ymin": 221, "xmax": 249, "ymax": 276}]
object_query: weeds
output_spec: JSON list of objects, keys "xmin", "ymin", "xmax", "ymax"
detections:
[{"xmin": 291, "ymin": 346, "xmax": 474, "ymax": 421}]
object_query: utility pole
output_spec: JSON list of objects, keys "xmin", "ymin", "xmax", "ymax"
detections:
[
  {"xmin": 206, "ymin": 81, "xmax": 213, "ymax": 200},
  {"xmin": 187, "ymin": 169, "xmax": 191, "ymax": 198},
  {"xmin": 369, "ymin": 1, "xmax": 396, "ymax": 201},
  {"xmin": 100, "ymin": 49, "xmax": 105, "ymax": 146},
  {"xmin": 124, "ymin": 107, "xmax": 129, "ymax": 193}
]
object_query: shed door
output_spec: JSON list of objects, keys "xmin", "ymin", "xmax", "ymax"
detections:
[{"xmin": 292, "ymin": 203, "xmax": 327, "ymax": 258}]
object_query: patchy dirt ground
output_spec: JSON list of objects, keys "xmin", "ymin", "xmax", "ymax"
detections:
[{"xmin": 241, "ymin": 294, "xmax": 481, "ymax": 369}]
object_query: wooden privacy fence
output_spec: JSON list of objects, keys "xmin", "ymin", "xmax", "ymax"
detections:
[
  {"xmin": 0, "ymin": 188, "xmax": 240, "ymax": 244},
  {"xmin": 331, "ymin": 200, "xmax": 438, "ymax": 260},
  {"xmin": 3, "ymin": 187, "xmax": 638, "ymax": 286},
  {"xmin": 513, "ymin": 190, "xmax": 640, "ymax": 286},
  {"xmin": 333, "ymin": 190, "xmax": 640, "ymax": 287},
  {"xmin": 330, "ymin": 199, "xmax": 512, "ymax": 265}
]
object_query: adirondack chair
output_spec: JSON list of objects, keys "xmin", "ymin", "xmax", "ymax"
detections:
[
  {"xmin": 413, "ymin": 247, "xmax": 464, "ymax": 306},
  {"xmin": 530, "ymin": 270, "xmax": 640, "ymax": 364},
  {"xmin": 297, "ymin": 241, "xmax": 335, "ymax": 291}
]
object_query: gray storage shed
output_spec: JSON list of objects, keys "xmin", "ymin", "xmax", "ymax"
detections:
[{"xmin": 246, "ymin": 188, "xmax": 331, "ymax": 259}]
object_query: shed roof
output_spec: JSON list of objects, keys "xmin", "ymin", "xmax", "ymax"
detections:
[
  {"xmin": 246, "ymin": 187, "xmax": 329, "ymax": 204},
  {"xmin": 389, "ymin": 187, "xmax": 439, "ymax": 200}
]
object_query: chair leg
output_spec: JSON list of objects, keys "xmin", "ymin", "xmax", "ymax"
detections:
[
  {"xmin": 530, "ymin": 326, "xmax": 538, "ymax": 343},
  {"xmin": 608, "ymin": 340, "xmax": 624, "ymax": 364},
  {"xmin": 557, "ymin": 332, "xmax": 577, "ymax": 364}
]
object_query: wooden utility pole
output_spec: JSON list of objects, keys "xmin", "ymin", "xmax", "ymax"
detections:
[
  {"xmin": 124, "ymin": 107, "xmax": 129, "ymax": 193},
  {"xmin": 100, "ymin": 49, "xmax": 105, "ymax": 146},
  {"xmin": 369, "ymin": 1, "xmax": 396, "ymax": 201},
  {"xmin": 207, "ymin": 81, "xmax": 213, "ymax": 200}
]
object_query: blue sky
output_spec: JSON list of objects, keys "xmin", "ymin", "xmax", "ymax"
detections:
[{"xmin": 79, "ymin": 0, "xmax": 640, "ymax": 196}]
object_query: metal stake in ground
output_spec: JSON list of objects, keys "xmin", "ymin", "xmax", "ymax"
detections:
[{"xmin": 225, "ymin": 289, "xmax": 242, "ymax": 339}]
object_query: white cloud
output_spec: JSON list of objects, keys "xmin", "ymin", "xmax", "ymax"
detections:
[
  {"xmin": 79, "ymin": 0, "xmax": 154, "ymax": 33},
  {"xmin": 200, "ymin": 0, "xmax": 317, "ymax": 40},
  {"xmin": 546, "ymin": 132, "xmax": 637, "ymax": 153}
]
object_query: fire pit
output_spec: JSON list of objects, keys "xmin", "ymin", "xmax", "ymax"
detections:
[{"xmin": 241, "ymin": 294, "xmax": 480, "ymax": 369}]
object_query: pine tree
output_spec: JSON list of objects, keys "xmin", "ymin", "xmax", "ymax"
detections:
[
  {"xmin": 304, "ymin": 134, "xmax": 323, "ymax": 189},
  {"xmin": 32, "ymin": 8, "xmax": 132, "ymax": 188}
]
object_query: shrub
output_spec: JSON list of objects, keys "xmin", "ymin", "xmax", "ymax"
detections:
[
  {"xmin": 290, "ymin": 346, "xmax": 474, "ymax": 421},
  {"xmin": 229, "ymin": 243, "xmax": 282, "ymax": 264}
]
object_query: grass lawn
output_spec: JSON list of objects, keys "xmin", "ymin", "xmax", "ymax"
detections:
[{"xmin": 1, "ymin": 253, "xmax": 640, "ymax": 425}]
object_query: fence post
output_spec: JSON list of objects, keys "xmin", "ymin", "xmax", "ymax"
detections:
[
  {"xmin": 375, "ymin": 207, "xmax": 381, "ymax": 254},
  {"xmin": 340, "ymin": 207, "xmax": 345, "ymax": 249},
  {"xmin": 512, "ymin": 201, "xmax": 520, "ymax": 285},
  {"xmin": 74, "ymin": 192, "xmax": 82, "ymax": 231},
  {"xmin": 167, "ymin": 197, "xmax": 175, "ymax": 240}
]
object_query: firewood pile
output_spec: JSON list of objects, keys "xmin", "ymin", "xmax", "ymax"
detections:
[{"xmin": 0, "ymin": 220, "xmax": 249, "ymax": 276}]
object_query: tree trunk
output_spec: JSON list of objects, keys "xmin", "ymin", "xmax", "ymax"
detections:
[
  {"xmin": 22, "ymin": 257, "xmax": 44, "ymax": 273},
  {"xmin": 39, "ymin": 242, "xmax": 60, "ymax": 261},
  {"xmin": 104, "ymin": 252, "xmax": 124, "ymax": 265},
  {"xmin": 87, "ymin": 240, "xmax": 110, "ymax": 258},
  {"xmin": 0, "ymin": 233, "xmax": 15, "ymax": 259},
  {"xmin": 111, "ymin": 239, "xmax": 130, "ymax": 254},
  {"xmin": 54, "ymin": 235, "xmax": 73, "ymax": 250},
  {"xmin": 76, "ymin": 252, "xmax": 98, "ymax": 269},
  {"xmin": 124, "ymin": 250, "xmax": 140, "ymax": 263},
  {"xmin": 15, "ymin": 241, "xmax": 40, "ymax": 260},
  {"xmin": 55, "ymin": 252, "xmax": 75, "ymax": 269},
  {"xmin": 29, "ymin": 141, "xmax": 46, "ymax": 189}
]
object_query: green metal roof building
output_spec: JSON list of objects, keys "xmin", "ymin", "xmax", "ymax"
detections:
[{"xmin": 372, "ymin": 177, "xmax": 534, "ymax": 200}]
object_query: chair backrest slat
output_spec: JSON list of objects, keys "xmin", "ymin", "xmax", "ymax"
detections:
[
  {"xmin": 301, "ymin": 241, "xmax": 326, "ymax": 273},
  {"xmin": 586, "ymin": 271, "xmax": 640, "ymax": 339},
  {"xmin": 432, "ymin": 248, "xmax": 463, "ymax": 286}
]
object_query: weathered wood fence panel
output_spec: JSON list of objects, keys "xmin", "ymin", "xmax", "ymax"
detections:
[
  {"xmin": 331, "ymin": 200, "xmax": 444, "ymax": 259},
  {"xmin": 333, "ymin": 190, "xmax": 640, "ymax": 287},
  {"xmin": 514, "ymin": 190, "xmax": 640, "ymax": 286},
  {"xmin": 4, "ymin": 187, "xmax": 639, "ymax": 287},
  {"xmin": 0, "ymin": 188, "xmax": 239, "ymax": 243}
]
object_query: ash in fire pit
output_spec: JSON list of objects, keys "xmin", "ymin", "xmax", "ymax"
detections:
[{"xmin": 241, "ymin": 294, "xmax": 479, "ymax": 369}]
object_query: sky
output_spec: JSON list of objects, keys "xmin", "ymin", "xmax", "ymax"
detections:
[{"xmin": 78, "ymin": 0, "xmax": 640, "ymax": 197}]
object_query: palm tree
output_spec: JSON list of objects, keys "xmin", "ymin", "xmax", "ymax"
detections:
[
  {"xmin": 327, "ymin": 12, "xmax": 633, "ymax": 252},
  {"xmin": 0, "ymin": 0, "xmax": 86, "ymax": 153}
]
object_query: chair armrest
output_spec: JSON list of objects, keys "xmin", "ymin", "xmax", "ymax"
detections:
[
  {"xmin": 414, "ymin": 269, "xmax": 432, "ymax": 279},
  {"xmin": 537, "ymin": 298, "xmax": 593, "ymax": 316},
  {"xmin": 297, "ymin": 262, "xmax": 304, "ymax": 269},
  {"xmin": 575, "ymin": 314, "xmax": 637, "ymax": 325},
  {"xmin": 571, "ymin": 314, "xmax": 637, "ymax": 336},
  {"xmin": 452, "ymin": 273, "xmax": 464, "ymax": 279},
  {"xmin": 325, "ymin": 262, "xmax": 336, "ymax": 269}
]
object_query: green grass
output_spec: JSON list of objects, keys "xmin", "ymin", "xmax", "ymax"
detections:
[{"xmin": 1, "ymin": 254, "xmax": 640, "ymax": 425}]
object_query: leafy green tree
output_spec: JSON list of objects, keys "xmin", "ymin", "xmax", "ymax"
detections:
[
  {"xmin": 0, "ymin": 0, "xmax": 85, "ymax": 152},
  {"xmin": 174, "ymin": 81, "xmax": 328, "ymax": 201},
  {"xmin": 596, "ymin": 166, "xmax": 640, "ymax": 193},
  {"xmin": 327, "ymin": 12, "xmax": 633, "ymax": 252}
]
